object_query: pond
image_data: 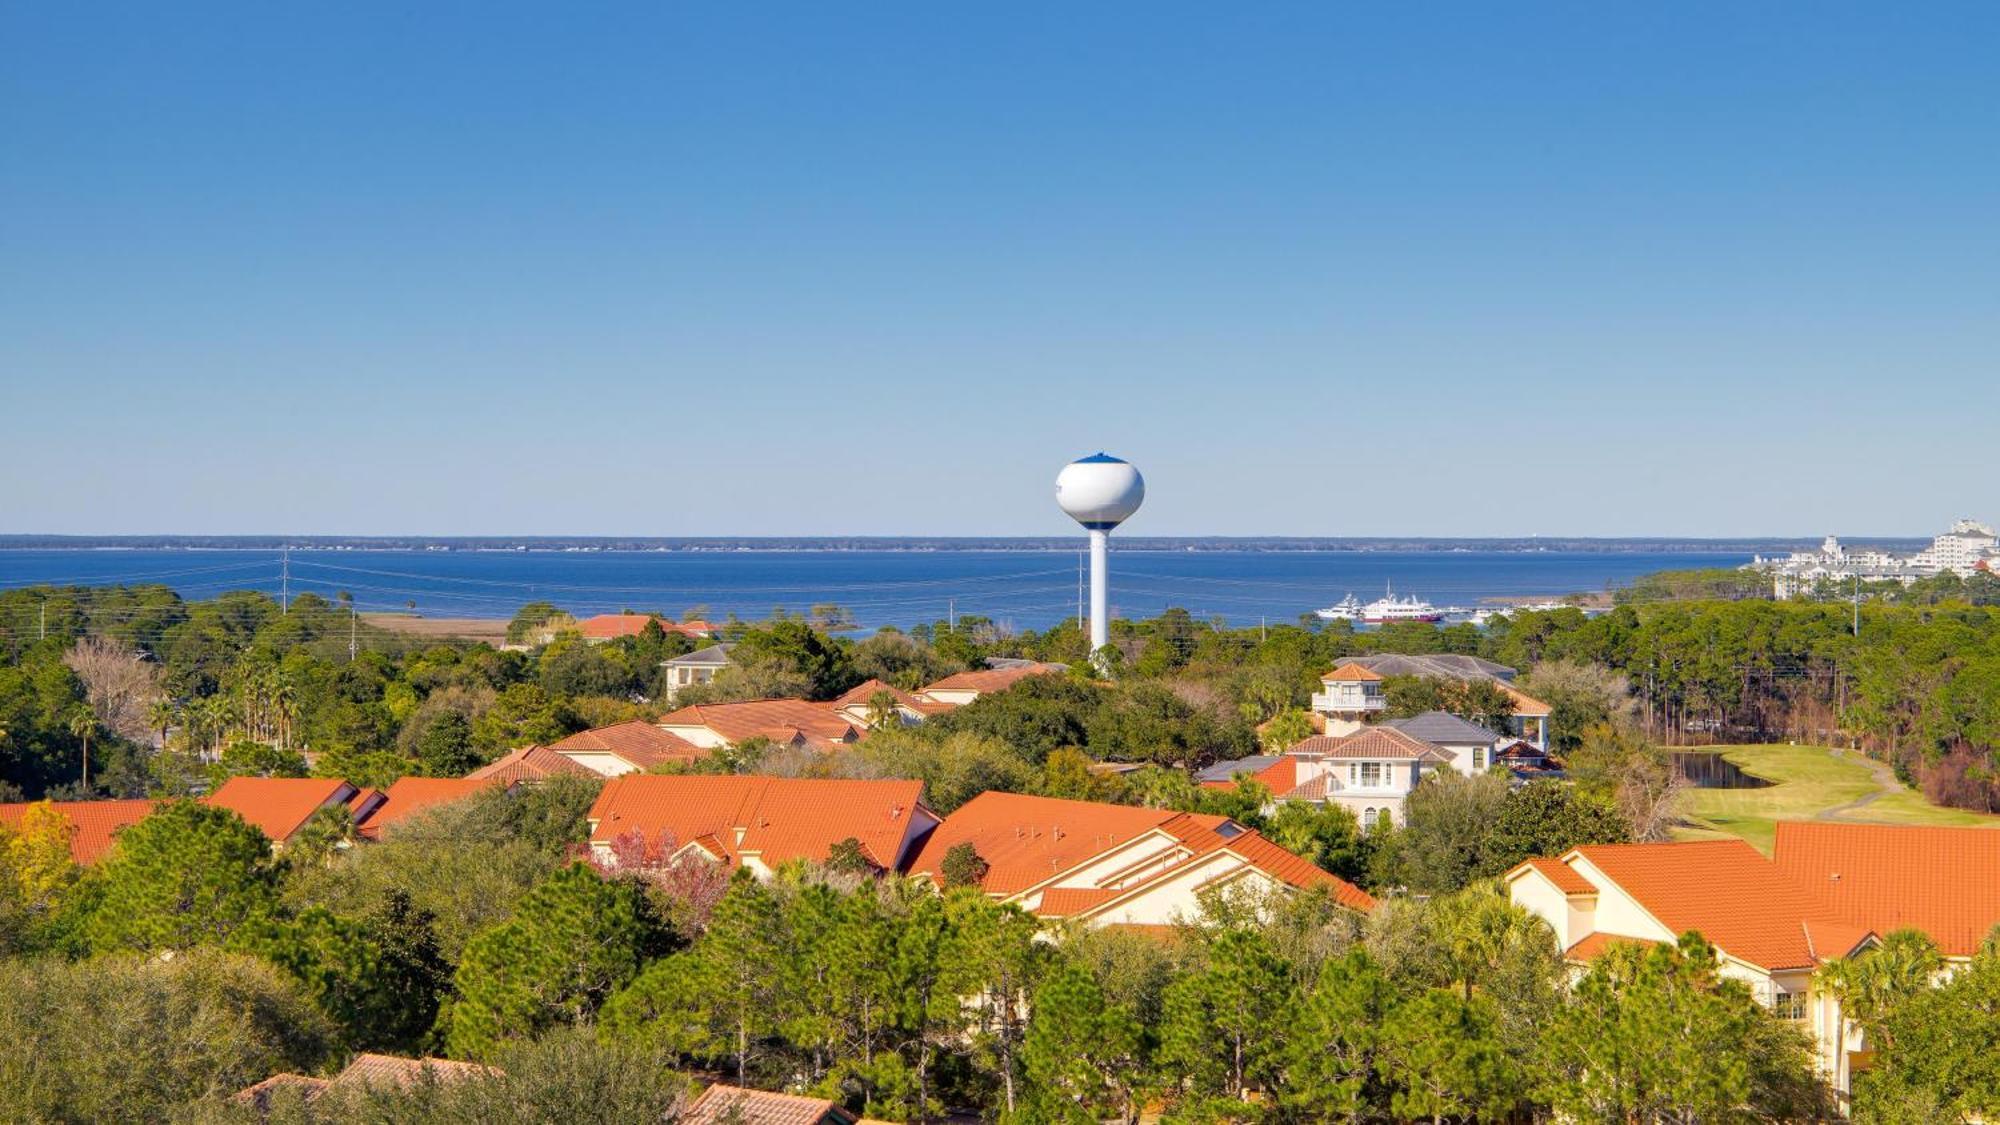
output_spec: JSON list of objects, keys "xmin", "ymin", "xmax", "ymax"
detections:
[{"xmin": 1671, "ymin": 751, "xmax": 1773, "ymax": 790}]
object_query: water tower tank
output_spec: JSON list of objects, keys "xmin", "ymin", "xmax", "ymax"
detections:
[{"xmin": 1055, "ymin": 453, "xmax": 1145, "ymax": 530}]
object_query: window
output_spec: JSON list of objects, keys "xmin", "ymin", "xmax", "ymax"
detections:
[
  {"xmin": 1362, "ymin": 807, "xmax": 1376, "ymax": 830},
  {"xmin": 1772, "ymin": 990, "xmax": 1808, "ymax": 1020},
  {"xmin": 1354, "ymin": 762, "xmax": 1383, "ymax": 787},
  {"xmin": 1472, "ymin": 747, "xmax": 1487, "ymax": 770}
]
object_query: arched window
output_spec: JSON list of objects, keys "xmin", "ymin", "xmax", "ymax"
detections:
[{"xmin": 1362, "ymin": 807, "xmax": 1376, "ymax": 830}]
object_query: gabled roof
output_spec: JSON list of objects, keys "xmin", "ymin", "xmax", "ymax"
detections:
[
  {"xmin": 588, "ymin": 775, "xmax": 929, "ymax": 871},
  {"xmin": 1567, "ymin": 839, "xmax": 1873, "ymax": 971},
  {"xmin": 919, "ymin": 663, "xmax": 1065, "ymax": 697},
  {"xmin": 549, "ymin": 719, "xmax": 705, "ymax": 769},
  {"xmin": 204, "ymin": 777, "xmax": 354, "ymax": 843},
  {"xmin": 1773, "ymin": 822, "xmax": 2000, "ymax": 958},
  {"xmin": 1513, "ymin": 855, "xmax": 1596, "ymax": 896},
  {"xmin": 465, "ymin": 743, "xmax": 596, "ymax": 783},
  {"xmin": 684, "ymin": 1084, "xmax": 857, "ymax": 1125},
  {"xmin": 906, "ymin": 790, "xmax": 1373, "ymax": 913},
  {"xmin": 233, "ymin": 1054, "xmax": 498, "ymax": 1107},
  {"xmin": 664, "ymin": 643, "xmax": 735, "ymax": 668},
  {"xmin": 0, "ymin": 798, "xmax": 158, "ymax": 865},
  {"xmin": 832, "ymin": 679, "xmax": 952, "ymax": 716},
  {"xmin": 357, "ymin": 777, "xmax": 500, "ymax": 839},
  {"xmin": 1383, "ymin": 711, "xmax": 1501, "ymax": 745},
  {"xmin": 1291, "ymin": 727, "xmax": 1453, "ymax": 763},
  {"xmin": 906, "ymin": 791, "xmax": 1217, "ymax": 895},
  {"xmin": 1496, "ymin": 683, "xmax": 1552, "ymax": 717},
  {"xmin": 655, "ymin": 700, "xmax": 860, "ymax": 746}
]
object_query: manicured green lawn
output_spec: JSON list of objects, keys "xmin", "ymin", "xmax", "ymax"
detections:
[{"xmin": 1673, "ymin": 743, "xmax": 2000, "ymax": 853}]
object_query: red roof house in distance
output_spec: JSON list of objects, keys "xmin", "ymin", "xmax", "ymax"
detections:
[
  {"xmin": 0, "ymin": 798, "xmax": 159, "ymax": 865},
  {"xmin": 465, "ymin": 743, "xmax": 596, "ymax": 784},
  {"xmin": 587, "ymin": 775, "xmax": 937, "ymax": 877},
  {"xmin": 356, "ymin": 776, "xmax": 506, "ymax": 840},
  {"xmin": 204, "ymin": 777, "xmax": 378, "ymax": 847},
  {"xmin": 683, "ymin": 1083, "xmax": 881, "ymax": 1125},
  {"xmin": 575, "ymin": 613, "xmax": 716, "ymax": 642},
  {"xmin": 830, "ymin": 679, "xmax": 953, "ymax": 728},
  {"xmin": 907, "ymin": 791, "xmax": 1373, "ymax": 926},
  {"xmin": 916, "ymin": 662, "xmax": 1067, "ymax": 707},
  {"xmin": 654, "ymin": 700, "xmax": 862, "ymax": 752},
  {"xmin": 546, "ymin": 719, "xmax": 705, "ymax": 776}
]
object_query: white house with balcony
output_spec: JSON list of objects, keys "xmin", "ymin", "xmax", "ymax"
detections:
[
  {"xmin": 1264, "ymin": 727, "xmax": 1454, "ymax": 829},
  {"xmin": 1310, "ymin": 664, "xmax": 1386, "ymax": 735}
]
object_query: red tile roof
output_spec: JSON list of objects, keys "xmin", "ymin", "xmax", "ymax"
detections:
[
  {"xmin": 684, "ymin": 1084, "xmax": 855, "ymax": 1125},
  {"xmin": 357, "ymin": 777, "xmax": 500, "ymax": 839},
  {"xmin": 655, "ymin": 700, "xmax": 860, "ymax": 746},
  {"xmin": 908, "ymin": 791, "xmax": 1214, "ymax": 895},
  {"xmin": 1516, "ymin": 856, "xmax": 1597, "ymax": 895},
  {"xmin": 465, "ymin": 743, "xmax": 597, "ymax": 783},
  {"xmin": 333, "ymin": 1053, "xmax": 499, "ymax": 1091},
  {"xmin": 1570, "ymin": 839, "xmax": 1873, "ymax": 970},
  {"xmin": 908, "ymin": 791, "xmax": 1373, "ymax": 913},
  {"xmin": 588, "ymin": 775, "xmax": 930, "ymax": 871},
  {"xmin": 204, "ymin": 777, "xmax": 355, "ymax": 844},
  {"xmin": 576, "ymin": 613, "xmax": 715, "ymax": 640},
  {"xmin": 549, "ymin": 720, "xmax": 705, "ymax": 769},
  {"xmin": 1291, "ymin": 727, "xmax": 1453, "ymax": 763},
  {"xmin": 1321, "ymin": 664, "xmax": 1384, "ymax": 682},
  {"xmin": 919, "ymin": 663, "xmax": 1065, "ymax": 697},
  {"xmin": 1497, "ymin": 684, "xmax": 1552, "ymax": 717},
  {"xmin": 833, "ymin": 679, "xmax": 954, "ymax": 717},
  {"xmin": 1773, "ymin": 822, "xmax": 2000, "ymax": 958},
  {"xmin": 0, "ymin": 799, "xmax": 158, "ymax": 865},
  {"xmin": 1564, "ymin": 931, "xmax": 1660, "ymax": 962},
  {"xmin": 1198, "ymin": 757, "xmax": 1299, "ymax": 794}
]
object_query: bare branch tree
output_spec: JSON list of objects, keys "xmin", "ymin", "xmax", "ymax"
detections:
[{"xmin": 63, "ymin": 636, "xmax": 164, "ymax": 744}]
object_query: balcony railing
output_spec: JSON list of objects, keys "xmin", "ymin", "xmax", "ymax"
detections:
[{"xmin": 1311, "ymin": 692, "xmax": 1386, "ymax": 713}]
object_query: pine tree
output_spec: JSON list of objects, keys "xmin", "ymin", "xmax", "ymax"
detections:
[
  {"xmin": 1279, "ymin": 949, "xmax": 1393, "ymax": 1121},
  {"xmin": 446, "ymin": 863, "xmax": 661, "ymax": 1059},
  {"xmin": 1379, "ymin": 988, "xmax": 1523, "ymax": 1124},
  {"xmin": 1021, "ymin": 962, "xmax": 1142, "ymax": 1124},
  {"xmin": 1157, "ymin": 928, "xmax": 1294, "ymax": 1101},
  {"xmin": 82, "ymin": 801, "xmax": 277, "ymax": 954}
]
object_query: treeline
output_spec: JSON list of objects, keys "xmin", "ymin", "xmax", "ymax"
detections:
[{"xmin": 0, "ymin": 774, "xmax": 1833, "ymax": 1122}]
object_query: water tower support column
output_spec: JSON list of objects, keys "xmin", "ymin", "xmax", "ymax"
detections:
[{"xmin": 1089, "ymin": 528, "xmax": 1109, "ymax": 653}]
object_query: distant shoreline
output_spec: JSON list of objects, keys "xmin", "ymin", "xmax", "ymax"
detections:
[{"xmin": 0, "ymin": 535, "xmax": 1930, "ymax": 555}]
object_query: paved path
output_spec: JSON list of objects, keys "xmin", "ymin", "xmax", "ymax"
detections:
[{"xmin": 1819, "ymin": 748, "xmax": 1900, "ymax": 820}]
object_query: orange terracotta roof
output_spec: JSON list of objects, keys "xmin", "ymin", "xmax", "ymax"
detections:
[
  {"xmin": 1036, "ymin": 886, "xmax": 1121, "ymax": 916},
  {"xmin": 1221, "ymin": 831, "xmax": 1376, "ymax": 912},
  {"xmin": 1564, "ymin": 931, "xmax": 1660, "ymax": 962},
  {"xmin": 1321, "ymin": 664, "xmax": 1384, "ymax": 682},
  {"xmin": 230, "ymin": 1073, "xmax": 331, "ymax": 1107},
  {"xmin": 685, "ymin": 1084, "xmax": 854, "ymax": 1125},
  {"xmin": 919, "ymin": 663, "xmax": 1065, "ymax": 697},
  {"xmin": 655, "ymin": 700, "xmax": 859, "ymax": 746},
  {"xmin": 1570, "ymin": 839, "xmax": 1872, "ymax": 970},
  {"xmin": 1199, "ymin": 757, "xmax": 1299, "ymax": 794},
  {"xmin": 1498, "ymin": 684, "xmax": 1552, "ymax": 717},
  {"xmin": 0, "ymin": 799, "xmax": 158, "ymax": 865},
  {"xmin": 465, "ymin": 743, "xmax": 597, "ymax": 783},
  {"xmin": 909, "ymin": 791, "xmax": 1373, "ymax": 914},
  {"xmin": 549, "ymin": 719, "xmax": 705, "ymax": 769},
  {"xmin": 588, "ymin": 775, "xmax": 930, "ymax": 871},
  {"xmin": 1294, "ymin": 727, "xmax": 1453, "ymax": 763},
  {"xmin": 575, "ymin": 613, "xmax": 716, "ymax": 640},
  {"xmin": 204, "ymin": 777, "xmax": 355, "ymax": 844},
  {"xmin": 1773, "ymin": 821, "xmax": 2000, "ymax": 958},
  {"xmin": 358, "ymin": 777, "xmax": 500, "ymax": 839},
  {"xmin": 1513, "ymin": 856, "xmax": 1597, "ymax": 896},
  {"xmin": 832, "ymin": 679, "xmax": 955, "ymax": 717},
  {"xmin": 333, "ymin": 1053, "xmax": 499, "ymax": 1091},
  {"xmin": 907, "ymin": 791, "xmax": 1212, "ymax": 895}
]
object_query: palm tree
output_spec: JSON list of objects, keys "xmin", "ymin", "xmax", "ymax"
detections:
[
  {"xmin": 66, "ymin": 710, "xmax": 96, "ymax": 791},
  {"xmin": 146, "ymin": 698, "xmax": 176, "ymax": 749}
]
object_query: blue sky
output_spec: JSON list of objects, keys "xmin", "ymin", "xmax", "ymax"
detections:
[{"xmin": 3, "ymin": 3, "xmax": 1996, "ymax": 537}]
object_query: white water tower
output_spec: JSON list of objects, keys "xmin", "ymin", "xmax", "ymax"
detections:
[{"xmin": 1055, "ymin": 453, "xmax": 1145, "ymax": 655}]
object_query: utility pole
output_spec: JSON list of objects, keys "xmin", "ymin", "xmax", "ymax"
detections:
[
  {"xmin": 948, "ymin": 598, "xmax": 956, "ymax": 633},
  {"xmin": 1852, "ymin": 573, "xmax": 1860, "ymax": 637},
  {"xmin": 39, "ymin": 600, "xmax": 45, "ymax": 641},
  {"xmin": 349, "ymin": 603, "xmax": 358, "ymax": 662},
  {"xmin": 281, "ymin": 546, "xmax": 290, "ymax": 615}
]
